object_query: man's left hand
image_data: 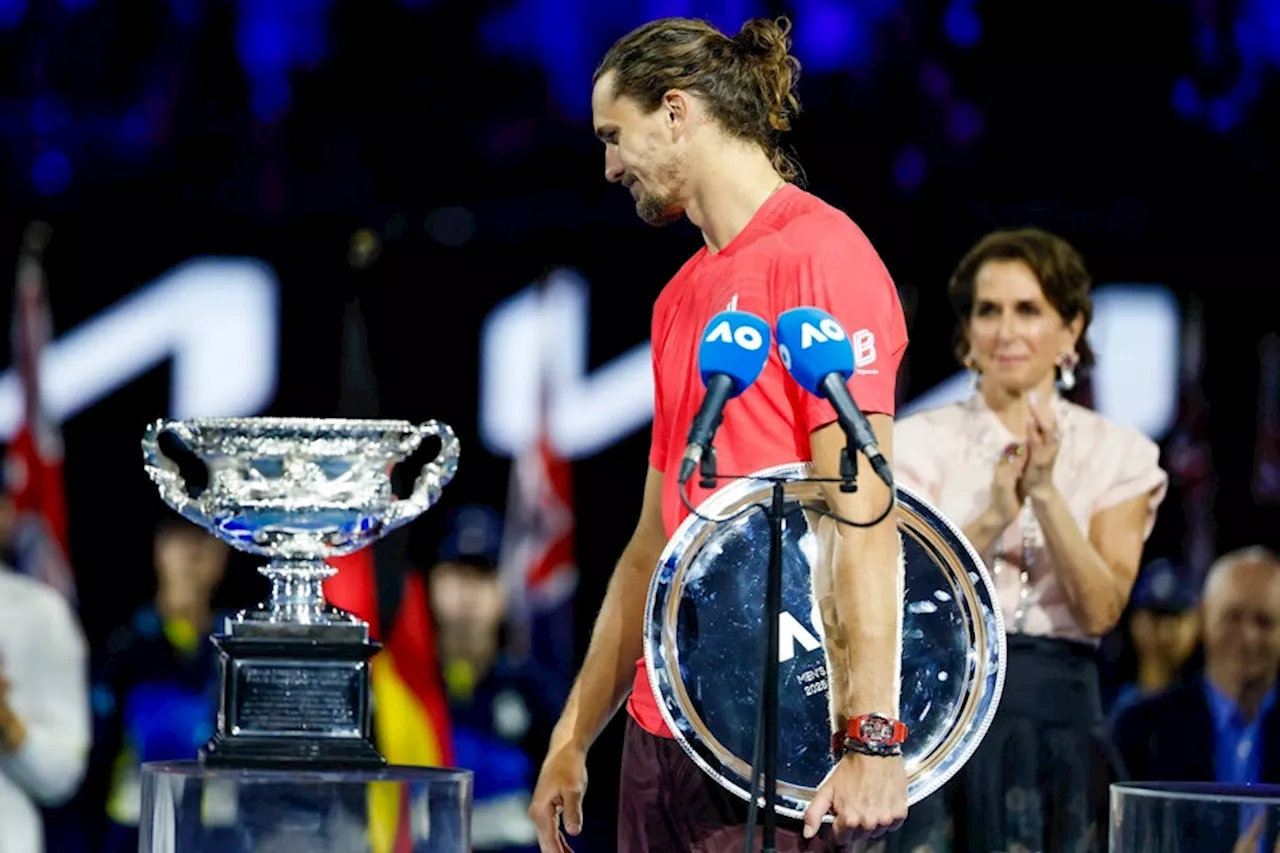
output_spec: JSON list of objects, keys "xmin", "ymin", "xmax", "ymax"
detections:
[{"xmin": 802, "ymin": 752, "xmax": 907, "ymax": 841}]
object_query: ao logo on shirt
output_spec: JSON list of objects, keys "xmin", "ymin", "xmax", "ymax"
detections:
[{"xmin": 778, "ymin": 318, "xmax": 878, "ymax": 371}]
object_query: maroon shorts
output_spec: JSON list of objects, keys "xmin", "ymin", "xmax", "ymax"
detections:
[{"xmin": 617, "ymin": 718, "xmax": 856, "ymax": 853}]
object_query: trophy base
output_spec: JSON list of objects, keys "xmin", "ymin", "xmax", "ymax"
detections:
[
  {"xmin": 199, "ymin": 733, "xmax": 387, "ymax": 770},
  {"xmin": 204, "ymin": 625, "xmax": 387, "ymax": 772}
]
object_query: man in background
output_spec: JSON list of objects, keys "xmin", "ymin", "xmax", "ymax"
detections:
[
  {"xmin": 1108, "ymin": 558, "xmax": 1201, "ymax": 724},
  {"xmin": 430, "ymin": 505, "xmax": 563, "ymax": 853},
  {"xmin": 1114, "ymin": 546, "xmax": 1280, "ymax": 783},
  {"xmin": 0, "ymin": 491, "xmax": 91, "ymax": 853},
  {"xmin": 86, "ymin": 518, "xmax": 228, "ymax": 853}
]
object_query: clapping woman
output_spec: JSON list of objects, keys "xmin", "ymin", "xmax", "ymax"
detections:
[{"xmin": 890, "ymin": 227, "xmax": 1169, "ymax": 852}]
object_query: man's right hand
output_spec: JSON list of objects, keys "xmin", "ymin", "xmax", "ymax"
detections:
[
  {"xmin": 524, "ymin": 468, "xmax": 666, "ymax": 851},
  {"xmin": 529, "ymin": 745, "xmax": 588, "ymax": 853}
]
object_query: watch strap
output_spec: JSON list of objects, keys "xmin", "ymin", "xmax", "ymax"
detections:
[{"xmin": 830, "ymin": 713, "xmax": 908, "ymax": 760}]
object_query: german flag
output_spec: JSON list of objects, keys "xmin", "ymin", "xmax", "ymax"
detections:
[
  {"xmin": 326, "ymin": 541, "xmax": 453, "ymax": 853},
  {"xmin": 324, "ymin": 286, "xmax": 453, "ymax": 853}
]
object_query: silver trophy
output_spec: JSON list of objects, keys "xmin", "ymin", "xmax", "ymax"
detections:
[
  {"xmin": 646, "ymin": 462, "xmax": 1005, "ymax": 819},
  {"xmin": 141, "ymin": 416, "xmax": 460, "ymax": 769}
]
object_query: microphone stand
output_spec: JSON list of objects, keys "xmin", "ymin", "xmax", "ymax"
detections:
[{"xmin": 694, "ymin": 439, "xmax": 860, "ymax": 853}]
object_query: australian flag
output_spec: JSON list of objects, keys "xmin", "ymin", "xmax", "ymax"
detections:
[
  {"xmin": 499, "ymin": 434, "xmax": 577, "ymax": 695},
  {"xmin": 1165, "ymin": 297, "xmax": 1216, "ymax": 582},
  {"xmin": 5, "ymin": 223, "xmax": 75, "ymax": 602},
  {"xmin": 497, "ymin": 281, "xmax": 578, "ymax": 694},
  {"xmin": 1253, "ymin": 333, "xmax": 1280, "ymax": 505}
]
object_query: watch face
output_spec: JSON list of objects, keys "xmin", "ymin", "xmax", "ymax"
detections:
[{"xmin": 859, "ymin": 716, "xmax": 896, "ymax": 744}]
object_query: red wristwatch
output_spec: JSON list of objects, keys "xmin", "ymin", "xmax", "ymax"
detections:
[{"xmin": 831, "ymin": 713, "xmax": 908, "ymax": 758}]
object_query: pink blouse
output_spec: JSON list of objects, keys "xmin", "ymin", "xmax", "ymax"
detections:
[{"xmin": 893, "ymin": 394, "xmax": 1169, "ymax": 642}]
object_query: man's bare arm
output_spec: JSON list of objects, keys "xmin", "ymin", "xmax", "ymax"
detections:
[
  {"xmin": 809, "ymin": 416, "xmax": 902, "ymax": 726},
  {"xmin": 547, "ymin": 466, "xmax": 668, "ymax": 753}
]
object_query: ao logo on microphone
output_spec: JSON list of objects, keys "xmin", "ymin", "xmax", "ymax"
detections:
[
  {"xmin": 798, "ymin": 317, "xmax": 847, "ymax": 347},
  {"xmin": 703, "ymin": 318, "xmax": 766, "ymax": 351},
  {"xmin": 778, "ymin": 317, "xmax": 846, "ymax": 371}
]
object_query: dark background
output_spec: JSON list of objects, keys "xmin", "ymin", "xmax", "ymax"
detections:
[{"xmin": 1, "ymin": 0, "xmax": 1279, "ymax": 846}]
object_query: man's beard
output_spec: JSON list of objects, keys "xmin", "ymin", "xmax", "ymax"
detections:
[
  {"xmin": 636, "ymin": 189, "xmax": 682, "ymax": 227},
  {"xmin": 634, "ymin": 156, "xmax": 684, "ymax": 227}
]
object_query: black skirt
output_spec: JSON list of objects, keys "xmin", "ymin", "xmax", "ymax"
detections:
[{"xmin": 885, "ymin": 634, "xmax": 1125, "ymax": 853}]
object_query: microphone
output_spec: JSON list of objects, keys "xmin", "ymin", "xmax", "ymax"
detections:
[
  {"xmin": 775, "ymin": 307, "xmax": 894, "ymax": 489},
  {"xmin": 678, "ymin": 310, "xmax": 773, "ymax": 486}
]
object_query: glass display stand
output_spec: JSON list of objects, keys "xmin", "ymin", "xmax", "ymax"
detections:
[
  {"xmin": 1111, "ymin": 781, "xmax": 1280, "ymax": 852},
  {"xmin": 140, "ymin": 761, "xmax": 472, "ymax": 852}
]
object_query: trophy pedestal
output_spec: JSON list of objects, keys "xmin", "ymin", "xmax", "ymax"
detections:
[
  {"xmin": 203, "ymin": 620, "xmax": 386, "ymax": 770},
  {"xmin": 139, "ymin": 760, "xmax": 473, "ymax": 852},
  {"xmin": 1111, "ymin": 782, "xmax": 1280, "ymax": 851}
]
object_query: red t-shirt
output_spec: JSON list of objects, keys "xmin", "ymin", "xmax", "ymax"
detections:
[{"xmin": 626, "ymin": 184, "xmax": 909, "ymax": 739}]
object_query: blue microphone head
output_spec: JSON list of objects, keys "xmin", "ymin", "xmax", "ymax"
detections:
[
  {"xmin": 697, "ymin": 310, "xmax": 772, "ymax": 396},
  {"xmin": 775, "ymin": 307, "xmax": 855, "ymax": 395}
]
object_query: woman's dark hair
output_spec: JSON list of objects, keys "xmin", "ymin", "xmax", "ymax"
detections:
[
  {"xmin": 947, "ymin": 226, "xmax": 1096, "ymax": 368},
  {"xmin": 594, "ymin": 16, "xmax": 804, "ymax": 182}
]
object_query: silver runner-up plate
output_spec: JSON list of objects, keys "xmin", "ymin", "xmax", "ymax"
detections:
[{"xmin": 644, "ymin": 462, "xmax": 1006, "ymax": 821}]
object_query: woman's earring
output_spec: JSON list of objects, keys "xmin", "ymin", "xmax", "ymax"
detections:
[
  {"xmin": 1056, "ymin": 350, "xmax": 1079, "ymax": 391},
  {"xmin": 964, "ymin": 354, "xmax": 981, "ymax": 391}
]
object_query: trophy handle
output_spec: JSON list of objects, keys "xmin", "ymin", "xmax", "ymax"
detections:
[
  {"xmin": 383, "ymin": 420, "xmax": 460, "ymax": 532},
  {"xmin": 141, "ymin": 418, "xmax": 212, "ymax": 529}
]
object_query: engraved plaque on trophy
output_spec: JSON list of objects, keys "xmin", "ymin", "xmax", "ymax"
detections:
[{"xmin": 142, "ymin": 417, "xmax": 459, "ymax": 769}]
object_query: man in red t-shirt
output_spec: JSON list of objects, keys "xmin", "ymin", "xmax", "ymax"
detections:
[{"xmin": 530, "ymin": 16, "xmax": 910, "ymax": 853}]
